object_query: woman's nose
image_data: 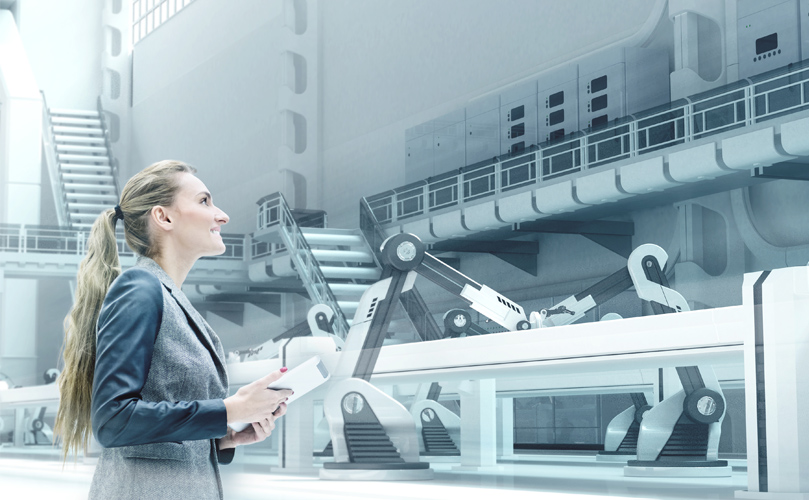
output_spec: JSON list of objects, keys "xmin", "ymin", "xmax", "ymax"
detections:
[{"xmin": 216, "ymin": 210, "xmax": 229, "ymax": 224}]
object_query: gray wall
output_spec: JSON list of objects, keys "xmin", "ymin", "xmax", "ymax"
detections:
[{"xmin": 129, "ymin": 0, "xmax": 291, "ymax": 235}]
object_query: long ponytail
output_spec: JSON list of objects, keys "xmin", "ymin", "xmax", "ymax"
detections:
[
  {"xmin": 54, "ymin": 209, "xmax": 121, "ymax": 459},
  {"xmin": 54, "ymin": 160, "xmax": 196, "ymax": 460}
]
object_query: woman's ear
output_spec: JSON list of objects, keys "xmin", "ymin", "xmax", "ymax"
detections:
[{"xmin": 151, "ymin": 205, "xmax": 173, "ymax": 233}]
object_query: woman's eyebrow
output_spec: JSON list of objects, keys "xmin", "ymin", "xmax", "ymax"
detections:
[{"xmin": 197, "ymin": 191, "xmax": 212, "ymax": 200}]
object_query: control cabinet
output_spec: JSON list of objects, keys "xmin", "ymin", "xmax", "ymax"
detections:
[
  {"xmin": 433, "ymin": 109, "xmax": 466, "ymax": 177},
  {"xmin": 538, "ymin": 65, "xmax": 579, "ymax": 144},
  {"xmin": 405, "ymin": 121, "xmax": 434, "ymax": 185},
  {"xmin": 578, "ymin": 47, "xmax": 669, "ymax": 130},
  {"xmin": 737, "ymin": 0, "xmax": 802, "ymax": 79},
  {"xmin": 499, "ymin": 79, "xmax": 538, "ymax": 156},
  {"xmin": 465, "ymin": 94, "xmax": 501, "ymax": 166}
]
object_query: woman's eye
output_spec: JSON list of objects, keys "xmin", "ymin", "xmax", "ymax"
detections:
[{"xmin": 201, "ymin": 197, "xmax": 208, "ymax": 205}]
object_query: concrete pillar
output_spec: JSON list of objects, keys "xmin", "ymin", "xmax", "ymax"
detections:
[
  {"xmin": 275, "ymin": 395, "xmax": 316, "ymax": 474},
  {"xmin": 455, "ymin": 379, "xmax": 498, "ymax": 470},
  {"xmin": 0, "ymin": 11, "xmax": 42, "ymax": 388},
  {"xmin": 496, "ymin": 397, "xmax": 514, "ymax": 459},
  {"xmin": 272, "ymin": 336, "xmax": 334, "ymax": 474},
  {"xmin": 736, "ymin": 268, "xmax": 809, "ymax": 499}
]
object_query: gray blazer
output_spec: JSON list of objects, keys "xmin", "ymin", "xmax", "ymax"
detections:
[{"xmin": 89, "ymin": 257, "xmax": 232, "ymax": 500}]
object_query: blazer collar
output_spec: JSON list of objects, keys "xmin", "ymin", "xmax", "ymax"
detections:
[{"xmin": 135, "ymin": 256, "xmax": 228, "ymax": 381}]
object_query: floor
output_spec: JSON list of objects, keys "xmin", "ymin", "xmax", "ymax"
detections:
[{"xmin": 0, "ymin": 446, "xmax": 750, "ymax": 500}]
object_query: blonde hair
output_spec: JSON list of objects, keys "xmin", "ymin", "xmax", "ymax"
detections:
[{"xmin": 54, "ymin": 160, "xmax": 196, "ymax": 460}]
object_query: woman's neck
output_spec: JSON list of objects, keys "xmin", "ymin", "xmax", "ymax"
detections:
[{"xmin": 152, "ymin": 250, "xmax": 195, "ymax": 289}]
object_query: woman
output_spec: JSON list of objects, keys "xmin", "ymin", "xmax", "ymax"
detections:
[{"xmin": 54, "ymin": 160, "xmax": 291, "ymax": 499}]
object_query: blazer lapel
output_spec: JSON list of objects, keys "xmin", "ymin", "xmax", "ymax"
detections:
[{"xmin": 135, "ymin": 257, "xmax": 228, "ymax": 383}]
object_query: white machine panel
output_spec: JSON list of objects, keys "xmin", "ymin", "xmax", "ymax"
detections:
[
  {"xmin": 737, "ymin": 0, "xmax": 801, "ymax": 79},
  {"xmin": 500, "ymin": 79, "xmax": 538, "ymax": 155}
]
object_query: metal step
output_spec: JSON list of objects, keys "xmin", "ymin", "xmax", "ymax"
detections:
[
  {"xmin": 49, "ymin": 108, "xmax": 99, "ymax": 118},
  {"xmin": 50, "ymin": 116, "xmax": 101, "ymax": 127},
  {"xmin": 320, "ymin": 266, "xmax": 381, "ymax": 280},
  {"xmin": 310, "ymin": 248, "xmax": 374, "ymax": 264},
  {"xmin": 64, "ymin": 183, "xmax": 117, "ymax": 193},
  {"xmin": 53, "ymin": 135, "xmax": 105, "ymax": 145},
  {"xmin": 59, "ymin": 164, "xmax": 112, "ymax": 174},
  {"xmin": 52, "ymin": 125, "xmax": 103, "ymax": 136},
  {"xmin": 338, "ymin": 301, "xmax": 359, "ymax": 314},
  {"xmin": 65, "ymin": 192, "xmax": 118, "ymax": 202},
  {"xmin": 67, "ymin": 202, "xmax": 108, "ymax": 213},
  {"xmin": 58, "ymin": 154, "xmax": 109, "ymax": 164},
  {"xmin": 328, "ymin": 283, "xmax": 371, "ymax": 296},
  {"xmin": 61, "ymin": 173, "xmax": 115, "ymax": 183},
  {"xmin": 301, "ymin": 228, "xmax": 366, "ymax": 247},
  {"xmin": 56, "ymin": 144, "xmax": 108, "ymax": 155},
  {"xmin": 70, "ymin": 213, "xmax": 104, "ymax": 222}
]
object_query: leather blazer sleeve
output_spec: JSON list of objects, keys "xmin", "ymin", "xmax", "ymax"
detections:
[{"xmin": 91, "ymin": 268, "xmax": 228, "ymax": 448}]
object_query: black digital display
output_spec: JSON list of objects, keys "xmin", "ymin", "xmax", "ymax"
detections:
[
  {"xmin": 591, "ymin": 75, "xmax": 608, "ymax": 93},
  {"xmin": 511, "ymin": 105, "xmax": 525, "ymax": 121},
  {"xmin": 591, "ymin": 95, "xmax": 608, "ymax": 112},
  {"xmin": 592, "ymin": 114, "xmax": 608, "ymax": 128},
  {"xmin": 549, "ymin": 129, "xmax": 565, "ymax": 141},
  {"xmin": 548, "ymin": 91, "xmax": 564, "ymax": 108},
  {"xmin": 510, "ymin": 123, "xmax": 525, "ymax": 138},
  {"xmin": 549, "ymin": 109, "xmax": 564, "ymax": 126},
  {"xmin": 756, "ymin": 33, "xmax": 778, "ymax": 55}
]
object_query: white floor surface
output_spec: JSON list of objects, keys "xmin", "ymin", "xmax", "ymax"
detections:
[{"xmin": 0, "ymin": 447, "xmax": 750, "ymax": 500}]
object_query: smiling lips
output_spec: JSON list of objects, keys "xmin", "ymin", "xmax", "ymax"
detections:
[{"xmin": 210, "ymin": 228, "xmax": 221, "ymax": 235}]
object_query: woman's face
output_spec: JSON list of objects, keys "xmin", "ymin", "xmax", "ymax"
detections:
[{"xmin": 164, "ymin": 172, "xmax": 230, "ymax": 259}]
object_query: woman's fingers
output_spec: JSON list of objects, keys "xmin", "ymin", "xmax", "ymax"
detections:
[{"xmin": 273, "ymin": 402, "xmax": 288, "ymax": 417}]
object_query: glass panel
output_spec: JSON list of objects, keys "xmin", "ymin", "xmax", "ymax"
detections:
[
  {"xmin": 591, "ymin": 75, "xmax": 608, "ymax": 93},
  {"xmin": 548, "ymin": 90, "xmax": 564, "ymax": 108}
]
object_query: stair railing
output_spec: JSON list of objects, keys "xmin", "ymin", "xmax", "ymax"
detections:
[
  {"xmin": 97, "ymin": 97, "xmax": 121, "ymax": 195},
  {"xmin": 40, "ymin": 91, "xmax": 70, "ymax": 227},
  {"xmin": 258, "ymin": 192, "xmax": 350, "ymax": 340}
]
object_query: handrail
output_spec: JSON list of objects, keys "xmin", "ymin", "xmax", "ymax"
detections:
[
  {"xmin": 365, "ymin": 59, "xmax": 809, "ymax": 226},
  {"xmin": 97, "ymin": 96, "xmax": 121, "ymax": 195},
  {"xmin": 0, "ymin": 223, "xmax": 245, "ymax": 261},
  {"xmin": 256, "ymin": 193, "xmax": 350, "ymax": 340},
  {"xmin": 358, "ymin": 197, "xmax": 389, "ymax": 267},
  {"xmin": 40, "ymin": 91, "xmax": 70, "ymax": 227}
]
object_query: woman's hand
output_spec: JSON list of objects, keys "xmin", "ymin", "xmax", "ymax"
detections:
[
  {"xmin": 223, "ymin": 368, "xmax": 293, "ymax": 425},
  {"xmin": 219, "ymin": 402, "xmax": 287, "ymax": 450}
]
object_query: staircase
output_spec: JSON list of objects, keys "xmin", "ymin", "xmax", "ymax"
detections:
[
  {"xmin": 344, "ymin": 421, "xmax": 405, "ymax": 464},
  {"xmin": 300, "ymin": 227, "xmax": 381, "ymax": 320},
  {"xmin": 42, "ymin": 97, "xmax": 119, "ymax": 230},
  {"xmin": 421, "ymin": 425, "xmax": 459, "ymax": 456},
  {"xmin": 252, "ymin": 193, "xmax": 382, "ymax": 339}
]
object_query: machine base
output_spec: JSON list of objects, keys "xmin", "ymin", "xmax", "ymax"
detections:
[
  {"xmin": 319, "ymin": 463, "xmax": 434, "ymax": 481},
  {"xmin": 625, "ymin": 460, "xmax": 732, "ymax": 477},
  {"xmin": 736, "ymin": 491, "xmax": 809, "ymax": 500}
]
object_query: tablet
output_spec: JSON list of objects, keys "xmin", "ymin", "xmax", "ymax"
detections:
[{"xmin": 229, "ymin": 356, "xmax": 330, "ymax": 432}]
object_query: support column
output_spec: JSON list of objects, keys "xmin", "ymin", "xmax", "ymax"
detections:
[
  {"xmin": 0, "ymin": 11, "xmax": 42, "ymax": 388},
  {"xmin": 736, "ymin": 268, "xmax": 809, "ymax": 499},
  {"xmin": 455, "ymin": 379, "xmax": 498, "ymax": 470},
  {"xmin": 272, "ymin": 336, "xmax": 333, "ymax": 474},
  {"xmin": 275, "ymin": 395, "xmax": 316, "ymax": 474},
  {"xmin": 496, "ymin": 397, "xmax": 514, "ymax": 459}
]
